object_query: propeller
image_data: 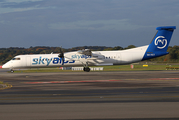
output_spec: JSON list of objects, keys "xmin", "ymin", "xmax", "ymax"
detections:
[{"xmin": 58, "ymin": 46, "xmax": 64, "ymax": 65}]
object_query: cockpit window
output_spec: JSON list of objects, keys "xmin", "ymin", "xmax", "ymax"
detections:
[{"xmin": 12, "ymin": 58, "xmax": 20, "ymax": 60}]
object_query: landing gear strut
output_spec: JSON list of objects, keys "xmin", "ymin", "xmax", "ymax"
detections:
[{"xmin": 83, "ymin": 62, "xmax": 90, "ymax": 72}]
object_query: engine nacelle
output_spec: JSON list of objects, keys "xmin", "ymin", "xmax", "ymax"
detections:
[{"xmin": 77, "ymin": 49, "xmax": 92, "ymax": 56}]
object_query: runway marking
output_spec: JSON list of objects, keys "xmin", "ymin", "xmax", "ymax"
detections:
[
  {"xmin": 1, "ymin": 95, "xmax": 179, "ymax": 101},
  {"xmin": 1, "ymin": 90, "xmax": 179, "ymax": 98},
  {"xmin": 148, "ymin": 78, "xmax": 179, "ymax": 80},
  {"xmin": 125, "ymin": 78, "xmax": 179, "ymax": 81},
  {"xmin": 24, "ymin": 78, "xmax": 179, "ymax": 84},
  {"xmin": 25, "ymin": 79, "xmax": 122, "ymax": 84}
]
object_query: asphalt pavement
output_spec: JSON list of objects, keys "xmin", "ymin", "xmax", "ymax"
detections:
[{"xmin": 0, "ymin": 70, "xmax": 179, "ymax": 120}]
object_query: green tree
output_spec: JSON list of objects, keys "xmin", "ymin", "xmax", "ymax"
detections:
[{"xmin": 124, "ymin": 45, "xmax": 136, "ymax": 49}]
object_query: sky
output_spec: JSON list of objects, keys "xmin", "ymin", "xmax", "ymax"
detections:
[{"xmin": 0, "ymin": 0, "xmax": 179, "ymax": 48}]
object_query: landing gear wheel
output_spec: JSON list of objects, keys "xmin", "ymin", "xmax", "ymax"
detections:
[
  {"xmin": 83, "ymin": 67, "xmax": 90, "ymax": 72},
  {"xmin": 10, "ymin": 69, "xmax": 14, "ymax": 73}
]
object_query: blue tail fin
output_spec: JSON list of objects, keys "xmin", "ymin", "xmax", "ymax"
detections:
[{"xmin": 142, "ymin": 26, "xmax": 176, "ymax": 60}]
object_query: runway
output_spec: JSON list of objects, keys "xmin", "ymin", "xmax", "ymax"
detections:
[{"xmin": 0, "ymin": 70, "xmax": 179, "ymax": 120}]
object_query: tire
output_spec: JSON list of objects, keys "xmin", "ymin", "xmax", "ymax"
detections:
[{"xmin": 83, "ymin": 67, "xmax": 90, "ymax": 72}]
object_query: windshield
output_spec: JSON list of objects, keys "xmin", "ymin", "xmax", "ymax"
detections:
[{"xmin": 12, "ymin": 58, "xmax": 20, "ymax": 60}]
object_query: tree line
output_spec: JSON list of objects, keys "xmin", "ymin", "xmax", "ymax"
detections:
[{"xmin": 0, "ymin": 45, "xmax": 179, "ymax": 64}]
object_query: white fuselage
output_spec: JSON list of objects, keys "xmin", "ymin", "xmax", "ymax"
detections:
[{"xmin": 2, "ymin": 45, "xmax": 148, "ymax": 69}]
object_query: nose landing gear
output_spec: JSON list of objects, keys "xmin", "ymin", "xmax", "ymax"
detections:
[{"xmin": 10, "ymin": 69, "xmax": 14, "ymax": 73}]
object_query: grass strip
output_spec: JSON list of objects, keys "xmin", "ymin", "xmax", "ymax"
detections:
[{"xmin": 0, "ymin": 81, "xmax": 12, "ymax": 90}]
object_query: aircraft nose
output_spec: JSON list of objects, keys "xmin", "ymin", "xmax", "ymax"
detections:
[
  {"xmin": 1, "ymin": 64, "xmax": 8, "ymax": 69},
  {"xmin": 1, "ymin": 62, "xmax": 12, "ymax": 69}
]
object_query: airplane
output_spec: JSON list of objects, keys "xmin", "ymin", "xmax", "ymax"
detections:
[{"xmin": 1, "ymin": 26, "xmax": 176, "ymax": 73}]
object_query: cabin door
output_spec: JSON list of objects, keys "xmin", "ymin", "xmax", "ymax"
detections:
[
  {"xmin": 116, "ymin": 53, "xmax": 121, "ymax": 64},
  {"xmin": 26, "ymin": 57, "xmax": 31, "ymax": 67}
]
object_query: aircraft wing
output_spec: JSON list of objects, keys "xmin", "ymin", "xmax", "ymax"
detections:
[
  {"xmin": 77, "ymin": 49, "xmax": 105, "ymax": 59},
  {"xmin": 77, "ymin": 49, "xmax": 92, "ymax": 56}
]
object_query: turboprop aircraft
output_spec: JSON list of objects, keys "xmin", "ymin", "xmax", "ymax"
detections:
[{"xmin": 1, "ymin": 26, "xmax": 176, "ymax": 72}]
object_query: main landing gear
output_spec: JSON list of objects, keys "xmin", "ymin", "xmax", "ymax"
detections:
[
  {"xmin": 83, "ymin": 62, "xmax": 90, "ymax": 72},
  {"xmin": 83, "ymin": 67, "xmax": 90, "ymax": 72}
]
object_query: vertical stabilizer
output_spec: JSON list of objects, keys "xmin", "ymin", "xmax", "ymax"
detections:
[{"xmin": 142, "ymin": 26, "xmax": 176, "ymax": 60}]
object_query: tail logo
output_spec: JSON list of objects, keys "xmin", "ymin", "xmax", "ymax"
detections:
[{"xmin": 154, "ymin": 36, "xmax": 167, "ymax": 49}]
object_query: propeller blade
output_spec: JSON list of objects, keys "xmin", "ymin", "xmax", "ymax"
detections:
[{"xmin": 58, "ymin": 46, "xmax": 64, "ymax": 65}]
